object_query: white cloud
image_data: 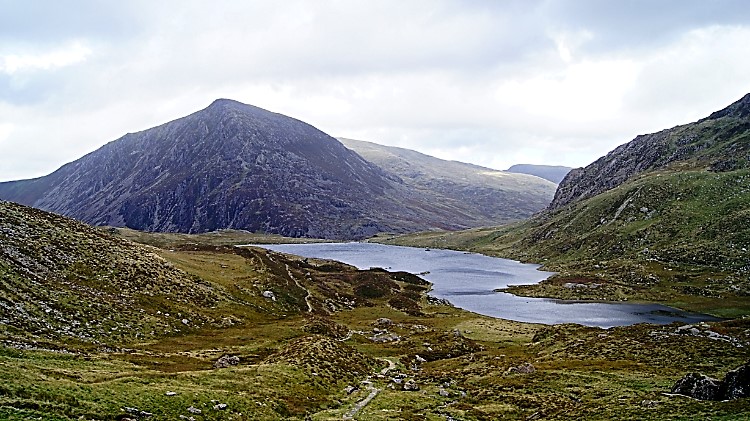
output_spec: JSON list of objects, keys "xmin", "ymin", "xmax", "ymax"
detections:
[
  {"xmin": 1, "ymin": 1, "xmax": 750, "ymax": 180},
  {"xmin": 0, "ymin": 42, "xmax": 92, "ymax": 74}
]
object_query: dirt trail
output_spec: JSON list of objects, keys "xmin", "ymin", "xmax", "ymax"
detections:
[
  {"xmin": 342, "ymin": 358, "xmax": 395, "ymax": 420},
  {"xmin": 285, "ymin": 263, "xmax": 313, "ymax": 312}
]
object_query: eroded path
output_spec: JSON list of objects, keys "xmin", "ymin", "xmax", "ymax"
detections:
[
  {"xmin": 342, "ymin": 358, "xmax": 396, "ymax": 420},
  {"xmin": 285, "ymin": 263, "xmax": 314, "ymax": 313}
]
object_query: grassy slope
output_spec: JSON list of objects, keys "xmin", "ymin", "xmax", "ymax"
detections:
[
  {"xmin": 2, "ymin": 206, "xmax": 749, "ymax": 419},
  {"xmin": 376, "ymin": 166, "xmax": 750, "ymax": 317},
  {"xmin": 338, "ymin": 137, "xmax": 557, "ymax": 224}
]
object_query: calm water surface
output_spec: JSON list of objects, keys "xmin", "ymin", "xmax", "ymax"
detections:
[{"xmin": 249, "ymin": 242, "xmax": 720, "ymax": 328}]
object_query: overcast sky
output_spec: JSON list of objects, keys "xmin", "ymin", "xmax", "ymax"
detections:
[{"xmin": 2, "ymin": 0, "xmax": 750, "ymax": 181}]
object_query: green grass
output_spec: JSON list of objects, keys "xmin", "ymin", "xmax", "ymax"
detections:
[
  {"xmin": 378, "ymin": 168, "xmax": 750, "ymax": 317},
  {"xmin": 2, "ymin": 208, "xmax": 750, "ymax": 419}
]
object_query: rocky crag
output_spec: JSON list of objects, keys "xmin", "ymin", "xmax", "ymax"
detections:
[
  {"xmin": 550, "ymin": 93, "xmax": 750, "ymax": 210},
  {"xmin": 0, "ymin": 100, "xmax": 549, "ymax": 239}
]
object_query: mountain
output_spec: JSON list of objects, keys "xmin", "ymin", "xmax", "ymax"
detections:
[
  {"xmin": 0, "ymin": 99, "xmax": 533, "ymax": 239},
  {"xmin": 506, "ymin": 164, "xmax": 572, "ymax": 184},
  {"xmin": 379, "ymin": 94, "xmax": 750, "ymax": 317},
  {"xmin": 550, "ymin": 93, "xmax": 750, "ymax": 210},
  {"xmin": 338, "ymin": 138, "xmax": 557, "ymax": 225}
]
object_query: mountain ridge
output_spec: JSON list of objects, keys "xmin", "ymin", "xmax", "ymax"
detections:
[
  {"xmin": 338, "ymin": 137, "xmax": 557, "ymax": 225},
  {"xmin": 550, "ymin": 93, "xmax": 750, "ymax": 210},
  {"xmin": 1, "ymin": 100, "xmax": 547, "ymax": 239}
]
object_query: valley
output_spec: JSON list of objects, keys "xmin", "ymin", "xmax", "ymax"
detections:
[
  {"xmin": 2, "ymin": 96, "xmax": 750, "ymax": 419},
  {"xmin": 1, "ymin": 203, "xmax": 749, "ymax": 419}
]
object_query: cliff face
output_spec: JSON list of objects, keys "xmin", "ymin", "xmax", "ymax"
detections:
[
  {"xmin": 549, "ymin": 93, "xmax": 750, "ymax": 210},
  {"xmin": 0, "ymin": 100, "xmax": 487, "ymax": 239}
]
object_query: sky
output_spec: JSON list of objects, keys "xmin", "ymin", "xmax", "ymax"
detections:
[{"xmin": 2, "ymin": 0, "xmax": 750, "ymax": 182}]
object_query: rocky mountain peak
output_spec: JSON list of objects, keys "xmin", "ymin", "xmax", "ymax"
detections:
[{"xmin": 703, "ymin": 93, "xmax": 750, "ymax": 121}]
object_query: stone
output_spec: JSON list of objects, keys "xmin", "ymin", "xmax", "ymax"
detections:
[
  {"xmin": 721, "ymin": 361, "xmax": 750, "ymax": 400},
  {"xmin": 344, "ymin": 385, "xmax": 358, "ymax": 394},
  {"xmin": 214, "ymin": 354, "xmax": 240, "ymax": 369},
  {"xmin": 187, "ymin": 406, "xmax": 202, "ymax": 414},
  {"xmin": 439, "ymin": 388, "xmax": 450, "ymax": 397},
  {"xmin": 671, "ymin": 373, "xmax": 723, "ymax": 400},
  {"xmin": 508, "ymin": 363, "xmax": 536, "ymax": 374},
  {"xmin": 403, "ymin": 379, "xmax": 419, "ymax": 391},
  {"xmin": 374, "ymin": 317, "xmax": 393, "ymax": 327},
  {"xmin": 165, "ymin": 391, "xmax": 177, "ymax": 396},
  {"xmin": 262, "ymin": 290, "xmax": 276, "ymax": 301},
  {"xmin": 213, "ymin": 403, "xmax": 228, "ymax": 410},
  {"xmin": 415, "ymin": 354, "xmax": 427, "ymax": 363}
]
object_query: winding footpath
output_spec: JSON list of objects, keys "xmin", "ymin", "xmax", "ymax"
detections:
[
  {"xmin": 284, "ymin": 263, "xmax": 314, "ymax": 313},
  {"xmin": 342, "ymin": 358, "xmax": 396, "ymax": 420}
]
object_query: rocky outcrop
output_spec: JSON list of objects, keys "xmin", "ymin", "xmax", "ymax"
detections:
[
  {"xmin": 671, "ymin": 360, "xmax": 750, "ymax": 400},
  {"xmin": 0, "ymin": 100, "xmax": 522, "ymax": 240},
  {"xmin": 671, "ymin": 373, "xmax": 723, "ymax": 400},
  {"xmin": 549, "ymin": 93, "xmax": 750, "ymax": 211},
  {"xmin": 213, "ymin": 354, "xmax": 240, "ymax": 369},
  {"xmin": 721, "ymin": 362, "xmax": 750, "ymax": 399}
]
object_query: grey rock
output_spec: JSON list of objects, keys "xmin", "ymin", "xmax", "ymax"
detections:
[
  {"xmin": 187, "ymin": 406, "xmax": 202, "ymax": 414},
  {"xmin": 507, "ymin": 363, "xmax": 536, "ymax": 374},
  {"xmin": 671, "ymin": 373, "xmax": 723, "ymax": 400},
  {"xmin": 549, "ymin": 93, "xmax": 750, "ymax": 210},
  {"xmin": 213, "ymin": 403, "xmax": 228, "ymax": 410},
  {"xmin": 373, "ymin": 317, "xmax": 393, "ymax": 327},
  {"xmin": 721, "ymin": 361, "xmax": 750, "ymax": 399},
  {"xmin": 403, "ymin": 379, "xmax": 419, "ymax": 391},
  {"xmin": 262, "ymin": 290, "xmax": 276, "ymax": 301},
  {"xmin": 213, "ymin": 354, "xmax": 240, "ymax": 369}
]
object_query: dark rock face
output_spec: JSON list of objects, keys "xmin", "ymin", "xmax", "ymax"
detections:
[
  {"xmin": 671, "ymin": 373, "xmax": 723, "ymax": 400},
  {"xmin": 672, "ymin": 361, "xmax": 750, "ymax": 401},
  {"xmin": 721, "ymin": 362, "xmax": 750, "ymax": 400},
  {"xmin": 549, "ymin": 93, "xmax": 750, "ymax": 211},
  {"xmin": 0, "ymin": 99, "xmax": 488, "ymax": 239}
]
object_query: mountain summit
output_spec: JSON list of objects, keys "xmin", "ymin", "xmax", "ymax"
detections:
[{"xmin": 0, "ymin": 100, "xmax": 554, "ymax": 239}]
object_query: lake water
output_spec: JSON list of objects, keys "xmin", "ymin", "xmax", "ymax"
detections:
[{"xmin": 248, "ymin": 242, "xmax": 721, "ymax": 328}]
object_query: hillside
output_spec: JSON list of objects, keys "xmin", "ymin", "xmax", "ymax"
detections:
[
  {"xmin": 339, "ymin": 137, "xmax": 557, "ymax": 224},
  {"xmin": 0, "ymin": 100, "xmax": 524, "ymax": 240},
  {"xmin": 2, "ymin": 201, "xmax": 749, "ymax": 420},
  {"xmin": 506, "ymin": 164, "xmax": 572, "ymax": 184},
  {"xmin": 377, "ymin": 94, "xmax": 750, "ymax": 317}
]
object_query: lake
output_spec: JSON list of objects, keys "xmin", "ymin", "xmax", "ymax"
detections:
[{"xmin": 247, "ymin": 242, "xmax": 720, "ymax": 328}]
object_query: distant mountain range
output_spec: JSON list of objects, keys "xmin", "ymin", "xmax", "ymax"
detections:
[
  {"xmin": 0, "ymin": 99, "xmax": 556, "ymax": 239},
  {"xmin": 339, "ymin": 138, "xmax": 556, "ymax": 225},
  {"xmin": 506, "ymin": 164, "xmax": 571, "ymax": 184}
]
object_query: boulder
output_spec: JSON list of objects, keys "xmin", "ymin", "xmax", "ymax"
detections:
[
  {"xmin": 403, "ymin": 379, "xmax": 419, "ymax": 391},
  {"xmin": 374, "ymin": 317, "xmax": 393, "ymax": 327},
  {"xmin": 507, "ymin": 363, "xmax": 536, "ymax": 374},
  {"xmin": 262, "ymin": 290, "xmax": 276, "ymax": 301},
  {"xmin": 721, "ymin": 361, "xmax": 750, "ymax": 400},
  {"xmin": 671, "ymin": 373, "xmax": 723, "ymax": 400},
  {"xmin": 213, "ymin": 354, "xmax": 240, "ymax": 369}
]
